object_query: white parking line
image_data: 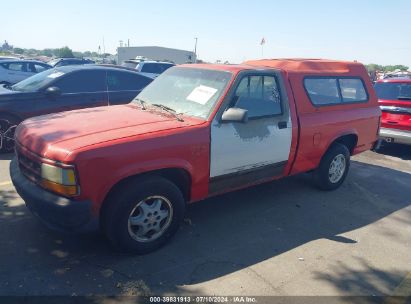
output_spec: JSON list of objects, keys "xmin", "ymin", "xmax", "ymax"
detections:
[{"xmin": 0, "ymin": 181, "xmax": 12, "ymax": 187}]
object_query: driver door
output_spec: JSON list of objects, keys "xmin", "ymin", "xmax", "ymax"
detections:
[{"xmin": 209, "ymin": 72, "xmax": 292, "ymax": 193}]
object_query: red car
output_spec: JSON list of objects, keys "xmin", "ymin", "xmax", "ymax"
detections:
[
  {"xmin": 11, "ymin": 59, "xmax": 380, "ymax": 254},
  {"xmin": 374, "ymin": 78, "xmax": 411, "ymax": 145}
]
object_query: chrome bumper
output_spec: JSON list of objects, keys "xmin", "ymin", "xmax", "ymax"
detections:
[{"xmin": 379, "ymin": 127, "xmax": 411, "ymax": 145}]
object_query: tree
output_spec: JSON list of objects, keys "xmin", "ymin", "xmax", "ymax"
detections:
[
  {"xmin": 40, "ymin": 48, "xmax": 53, "ymax": 57},
  {"xmin": 13, "ymin": 47, "xmax": 24, "ymax": 54},
  {"xmin": 26, "ymin": 48, "xmax": 37, "ymax": 55},
  {"xmin": 365, "ymin": 64, "xmax": 382, "ymax": 72},
  {"xmin": 55, "ymin": 46, "xmax": 74, "ymax": 58},
  {"xmin": 392, "ymin": 65, "xmax": 409, "ymax": 71},
  {"xmin": 73, "ymin": 51, "xmax": 84, "ymax": 58},
  {"xmin": 366, "ymin": 63, "xmax": 409, "ymax": 73}
]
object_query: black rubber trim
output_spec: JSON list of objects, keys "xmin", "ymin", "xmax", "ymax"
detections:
[{"xmin": 209, "ymin": 161, "xmax": 287, "ymax": 194}]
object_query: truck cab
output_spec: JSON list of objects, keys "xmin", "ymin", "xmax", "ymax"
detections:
[{"xmin": 11, "ymin": 59, "xmax": 380, "ymax": 254}]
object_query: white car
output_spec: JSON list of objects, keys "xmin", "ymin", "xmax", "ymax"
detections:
[
  {"xmin": 0, "ymin": 60, "xmax": 52, "ymax": 85},
  {"xmin": 121, "ymin": 60, "xmax": 175, "ymax": 79}
]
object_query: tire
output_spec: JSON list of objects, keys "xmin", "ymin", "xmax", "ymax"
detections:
[
  {"xmin": 102, "ymin": 176, "xmax": 186, "ymax": 254},
  {"xmin": 313, "ymin": 143, "xmax": 350, "ymax": 191},
  {"xmin": 0, "ymin": 114, "xmax": 19, "ymax": 153}
]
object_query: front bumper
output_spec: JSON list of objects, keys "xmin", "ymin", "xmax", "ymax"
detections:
[
  {"xmin": 379, "ymin": 127, "xmax": 411, "ymax": 145},
  {"xmin": 10, "ymin": 157, "xmax": 98, "ymax": 233}
]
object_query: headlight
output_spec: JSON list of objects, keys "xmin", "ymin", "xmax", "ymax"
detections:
[
  {"xmin": 41, "ymin": 163, "xmax": 77, "ymax": 185},
  {"xmin": 40, "ymin": 163, "xmax": 79, "ymax": 197}
]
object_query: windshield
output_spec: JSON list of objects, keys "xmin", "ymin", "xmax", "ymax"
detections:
[
  {"xmin": 375, "ymin": 82, "xmax": 411, "ymax": 101},
  {"xmin": 133, "ymin": 67, "xmax": 232, "ymax": 119},
  {"xmin": 12, "ymin": 69, "xmax": 64, "ymax": 92}
]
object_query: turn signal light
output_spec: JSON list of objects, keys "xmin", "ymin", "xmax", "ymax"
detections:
[{"xmin": 41, "ymin": 179, "xmax": 79, "ymax": 197}]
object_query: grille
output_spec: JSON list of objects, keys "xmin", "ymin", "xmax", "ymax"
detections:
[{"xmin": 17, "ymin": 149, "xmax": 42, "ymax": 183}]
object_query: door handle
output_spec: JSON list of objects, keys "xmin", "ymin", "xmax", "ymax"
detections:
[{"xmin": 278, "ymin": 121, "xmax": 287, "ymax": 129}]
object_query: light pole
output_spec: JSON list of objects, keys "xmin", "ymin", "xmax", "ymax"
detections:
[{"xmin": 194, "ymin": 37, "xmax": 198, "ymax": 63}]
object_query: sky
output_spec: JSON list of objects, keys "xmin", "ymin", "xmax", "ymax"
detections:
[{"xmin": 1, "ymin": 0, "xmax": 410, "ymax": 67}]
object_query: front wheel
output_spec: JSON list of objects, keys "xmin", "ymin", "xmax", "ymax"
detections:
[
  {"xmin": 102, "ymin": 176, "xmax": 186, "ymax": 254},
  {"xmin": 313, "ymin": 143, "xmax": 350, "ymax": 191}
]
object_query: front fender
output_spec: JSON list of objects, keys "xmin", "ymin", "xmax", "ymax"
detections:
[{"xmin": 95, "ymin": 158, "xmax": 195, "ymax": 208}]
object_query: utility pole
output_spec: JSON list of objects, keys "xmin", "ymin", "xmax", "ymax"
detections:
[{"xmin": 194, "ymin": 37, "xmax": 198, "ymax": 63}]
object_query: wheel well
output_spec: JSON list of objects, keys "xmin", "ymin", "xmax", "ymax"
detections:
[
  {"xmin": 104, "ymin": 168, "xmax": 192, "ymax": 204},
  {"xmin": 333, "ymin": 134, "xmax": 358, "ymax": 155},
  {"xmin": 155, "ymin": 168, "xmax": 191, "ymax": 201}
]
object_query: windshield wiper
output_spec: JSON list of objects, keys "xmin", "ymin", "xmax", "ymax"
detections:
[
  {"xmin": 134, "ymin": 98, "xmax": 147, "ymax": 110},
  {"xmin": 398, "ymin": 96, "xmax": 411, "ymax": 100},
  {"xmin": 152, "ymin": 104, "xmax": 184, "ymax": 122}
]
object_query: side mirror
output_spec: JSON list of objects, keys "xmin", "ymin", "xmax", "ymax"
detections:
[
  {"xmin": 45, "ymin": 86, "xmax": 61, "ymax": 98},
  {"xmin": 221, "ymin": 107, "xmax": 248, "ymax": 123}
]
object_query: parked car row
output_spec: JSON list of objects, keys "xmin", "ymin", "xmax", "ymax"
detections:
[
  {"xmin": 0, "ymin": 59, "xmax": 51, "ymax": 85},
  {"xmin": 9, "ymin": 59, "xmax": 382, "ymax": 254},
  {"xmin": 0, "ymin": 57, "xmax": 97, "ymax": 85},
  {"xmin": 0, "ymin": 65, "xmax": 153, "ymax": 152},
  {"xmin": 47, "ymin": 57, "xmax": 95, "ymax": 67}
]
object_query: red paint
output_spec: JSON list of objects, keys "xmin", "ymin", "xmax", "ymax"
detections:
[
  {"xmin": 15, "ymin": 59, "xmax": 380, "ymax": 217},
  {"xmin": 245, "ymin": 59, "xmax": 380, "ymax": 174},
  {"xmin": 376, "ymin": 78, "xmax": 411, "ymax": 132}
]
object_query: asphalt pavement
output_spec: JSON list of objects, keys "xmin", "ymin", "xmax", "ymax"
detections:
[{"xmin": 0, "ymin": 144, "xmax": 410, "ymax": 298}]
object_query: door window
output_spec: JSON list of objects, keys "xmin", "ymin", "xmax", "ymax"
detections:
[
  {"xmin": 5, "ymin": 62, "xmax": 26, "ymax": 72},
  {"xmin": 28, "ymin": 63, "xmax": 49, "ymax": 73},
  {"xmin": 54, "ymin": 70, "xmax": 106, "ymax": 93},
  {"xmin": 233, "ymin": 75, "xmax": 282, "ymax": 119}
]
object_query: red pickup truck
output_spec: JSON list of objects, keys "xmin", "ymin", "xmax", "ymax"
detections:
[{"xmin": 11, "ymin": 59, "xmax": 380, "ymax": 253}]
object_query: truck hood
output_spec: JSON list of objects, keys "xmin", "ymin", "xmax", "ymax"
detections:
[{"xmin": 16, "ymin": 104, "xmax": 205, "ymax": 160}]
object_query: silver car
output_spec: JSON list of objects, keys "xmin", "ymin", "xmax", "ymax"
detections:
[
  {"xmin": 0, "ymin": 60, "xmax": 52, "ymax": 85},
  {"xmin": 121, "ymin": 59, "xmax": 175, "ymax": 79}
]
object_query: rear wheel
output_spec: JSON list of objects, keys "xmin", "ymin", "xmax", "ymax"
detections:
[
  {"xmin": 0, "ymin": 114, "xmax": 19, "ymax": 153},
  {"xmin": 313, "ymin": 143, "xmax": 350, "ymax": 191},
  {"xmin": 102, "ymin": 176, "xmax": 185, "ymax": 254}
]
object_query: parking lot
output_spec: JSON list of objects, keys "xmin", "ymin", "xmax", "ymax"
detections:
[{"xmin": 0, "ymin": 145, "xmax": 410, "ymax": 297}]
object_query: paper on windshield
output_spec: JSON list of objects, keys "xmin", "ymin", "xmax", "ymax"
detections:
[
  {"xmin": 186, "ymin": 85, "xmax": 218, "ymax": 105},
  {"xmin": 47, "ymin": 72, "xmax": 65, "ymax": 79}
]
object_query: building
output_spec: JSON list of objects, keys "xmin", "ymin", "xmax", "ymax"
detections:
[
  {"xmin": 1, "ymin": 40, "xmax": 13, "ymax": 51},
  {"xmin": 117, "ymin": 46, "xmax": 196, "ymax": 65}
]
